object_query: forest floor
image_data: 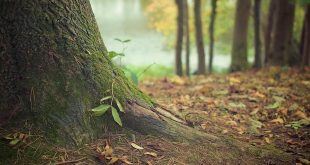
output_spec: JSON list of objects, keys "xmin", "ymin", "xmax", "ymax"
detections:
[{"xmin": 1, "ymin": 67, "xmax": 309, "ymax": 165}]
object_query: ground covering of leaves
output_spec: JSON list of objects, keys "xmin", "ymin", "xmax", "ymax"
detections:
[
  {"xmin": 139, "ymin": 67, "xmax": 310, "ymax": 163},
  {"xmin": 2, "ymin": 67, "xmax": 310, "ymax": 165}
]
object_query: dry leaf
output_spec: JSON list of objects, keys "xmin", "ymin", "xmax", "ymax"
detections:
[
  {"xmin": 144, "ymin": 152, "xmax": 157, "ymax": 157},
  {"xmin": 264, "ymin": 137, "xmax": 271, "ymax": 144},
  {"xmin": 226, "ymin": 120, "xmax": 238, "ymax": 126},
  {"xmin": 130, "ymin": 143, "xmax": 144, "ymax": 150},
  {"xmin": 222, "ymin": 129, "xmax": 228, "ymax": 134},
  {"xmin": 298, "ymin": 158, "xmax": 310, "ymax": 165},
  {"xmin": 108, "ymin": 157, "xmax": 119, "ymax": 164},
  {"xmin": 270, "ymin": 118, "xmax": 284, "ymax": 124},
  {"xmin": 120, "ymin": 157, "xmax": 133, "ymax": 165},
  {"xmin": 293, "ymin": 111, "xmax": 308, "ymax": 119}
]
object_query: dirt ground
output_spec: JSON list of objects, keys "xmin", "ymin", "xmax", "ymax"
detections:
[{"xmin": 1, "ymin": 67, "xmax": 309, "ymax": 165}]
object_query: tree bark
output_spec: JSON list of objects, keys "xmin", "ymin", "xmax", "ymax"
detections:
[
  {"xmin": 264, "ymin": 0, "xmax": 276, "ymax": 64},
  {"xmin": 301, "ymin": 4, "xmax": 310, "ymax": 66},
  {"xmin": 230, "ymin": 0, "xmax": 251, "ymax": 72},
  {"xmin": 175, "ymin": 0, "xmax": 184, "ymax": 76},
  {"xmin": 184, "ymin": 0, "xmax": 190, "ymax": 76},
  {"xmin": 194, "ymin": 0, "xmax": 206, "ymax": 75},
  {"xmin": 266, "ymin": 0, "xmax": 295, "ymax": 66},
  {"xmin": 208, "ymin": 0, "xmax": 217, "ymax": 73},
  {"xmin": 253, "ymin": 0, "xmax": 262, "ymax": 68}
]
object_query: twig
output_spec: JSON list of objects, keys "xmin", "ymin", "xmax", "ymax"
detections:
[{"xmin": 54, "ymin": 157, "xmax": 87, "ymax": 165}]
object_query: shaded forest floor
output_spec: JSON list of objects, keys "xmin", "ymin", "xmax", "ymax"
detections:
[{"xmin": 1, "ymin": 67, "xmax": 310, "ymax": 164}]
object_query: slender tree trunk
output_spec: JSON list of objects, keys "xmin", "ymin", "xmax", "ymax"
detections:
[
  {"xmin": 301, "ymin": 5, "xmax": 310, "ymax": 66},
  {"xmin": 264, "ymin": 0, "xmax": 276, "ymax": 64},
  {"xmin": 208, "ymin": 0, "xmax": 217, "ymax": 73},
  {"xmin": 184, "ymin": 0, "xmax": 190, "ymax": 76},
  {"xmin": 194, "ymin": 0, "xmax": 206, "ymax": 75},
  {"xmin": 266, "ymin": 0, "xmax": 295, "ymax": 66},
  {"xmin": 230, "ymin": 0, "xmax": 251, "ymax": 72},
  {"xmin": 0, "ymin": 0, "xmax": 215, "ymax": 147},
  {"xmin": 253, "ymin": 0, "xmax": 262, "ymax": 68},
  {"xmin": 175, "ymin": 0, "xmax": 184, "ymax": 76}
]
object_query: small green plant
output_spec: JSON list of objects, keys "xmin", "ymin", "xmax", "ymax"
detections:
[{"xmin": 91, "ymin": 93, "xmax": 125, "ymax": 126}]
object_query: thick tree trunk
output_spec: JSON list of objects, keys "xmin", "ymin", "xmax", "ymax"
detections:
[
  {"xmin": 253, "ymin": 0, "xmax": 262, "ymax": 68},
  {"xmin": 301, "ymin": 5, "xmax": 310, "ymax": 66},
  {"xmin": 0, "ymin": 0, "xmax": 215, "ymax": 147},
  {"xmin": 175, "ymin": 0, "xmax": 184, "ymax": 76},
  {"xmin": 230, "ymin": 0, "xmax": 251, "ymax": 72},
  {"xmin": 194, "ymin": 0, "xmax": 206, "ymax": 75},
  {"xmin": 264, "ymin": 0, "xmax": 276, "ymax": 64},
  {"xmin": 266, "ymin": 0, "xmax": 295, "ymax": 66},
  {"xmin": 184, "ymin": 0, "xmax": 190, "ymax": 76},
  {"xmin": 208, "ymin": 0, "xmax": 217, "ymax": 73}
]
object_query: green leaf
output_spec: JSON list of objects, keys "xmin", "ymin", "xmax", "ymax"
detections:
[
  {"xmin": 111, "ymin": 107, "xmax": 122, "ymax": 126},
  {"xmin": 265, "ymin": 102, "xmax": 280, "ymax": 109},
  {"xmin": 100, "ymin": 96, "xmax": 112, "ymax": 103},
  {"xmin": 108, "ymin": 51, "xmax": 125, "ymax": 59},
  {"xmin": 91, "ymin": 104, "xmax": 110, "ymax": 116},
  {"xmin": 9, "ymin": 139, "xmax": 20, "ymax": 146},
  {"xmin": 115, "ymin": 98, "xmax": 125, "ymax": 112}
]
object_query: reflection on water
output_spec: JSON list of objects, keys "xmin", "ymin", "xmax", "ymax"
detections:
[{"xmin": 90, "ymin": 0, "xmax": 232, "ymax": 71}]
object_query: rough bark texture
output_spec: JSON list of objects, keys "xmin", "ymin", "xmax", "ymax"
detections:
[
  {"xmin": 266, "ymin": 0, "xmax": 295, "ymax": 66},
  {"xmin": 194, "ymin": 0, "xmax": 206, "ymax": 75},
  {"xmin": 264, "ymin": 0, "xmax": 276, "ymax": 64},
  {"xmin": 208, "ymin": 0, "xmax": 217, "ymax": 73},
  {"xmin": 230, "ymin": 0, "xmax": 251, "ymax": 72},
  {"xmin": 175, "ymin": 0, "xmax": 184, "ymax": 76},
  {"xmin": 184, "ymin": 0, "xmax": 190, "ymax": 76},
  {"xmin": 0, "ymin": 0, "xmax": 150, "ymax": 146},
  {"xmin": 301, "ymin": 5, "xmax": 310, "ymax": 66},
  {"xmin": 253, "ymin": 0, "xmax": 262, "ymax": 68}
]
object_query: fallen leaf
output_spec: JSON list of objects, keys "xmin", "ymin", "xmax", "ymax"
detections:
[
  {"xmin": 264, "ymin": 137, "xmax": 271, "ymax": 144},
  {"xmin": 222, "ymin": 129, "xmax": 228, "ymax": 134},
  {"xmin": 130, "ymin": 143, "xmax": 144, "ymax": 150},
  {"xmin": 270, "ymin": 118, "xmax": 284, "ymax": 124},
  {"xmin": 226, "ymin": 120, "xmax": 238, "ymax": 126},
  {"xmin": 144, "ymin": 152, "xmax": 157, "ymax": 157},
  {"xmin": 298, "ymin": 158, "xmax": 310, "ymax": 165},
  {"xmin": 108, "ymin": 157, "xmax": 119, "ymax": 164},
  {"xmin": 293, "ymin": 111, "xmax": 308, "ymax": 119}
]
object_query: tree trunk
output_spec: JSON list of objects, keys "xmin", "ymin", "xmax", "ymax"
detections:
[
  {"xmin": 266, "ymin": 0, "xmax": 295, "ymax": 66},
  {"xmin": 208, "ymin": 0, "xmax": 217, "ymax": 73},
  {"xmin": 175, "ymin": 0, "xmax": 184, "ymax": 76},
  {"xmin": 264, "ymin": 0, "xmax": 276, "ymax": 64},
  {"xmin": 184, "ymin": 0, "xmax": 190, "ymax": 76},
  {"xmin": 253, "ymin": 0, "xmax": 262, "ymax": 68},
  {"xmin": 230, "ymin": 0, "xmax": 251, "ymax": 72},
  {"xmin": 0, "ymin": 0, "xmax": 215, "ymax": 147},
  {"xmin": 301, "ymin": 4, "xmax": 310, "ymax": 66},
  {"xmin": 194, "ymin": 0, "xmax": 206, "ymax": 75}
]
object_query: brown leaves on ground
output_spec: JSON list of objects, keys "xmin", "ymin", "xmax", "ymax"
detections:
[{"xmin": 140, "ymin": 67, "xmax": 310, "ymax": 159}]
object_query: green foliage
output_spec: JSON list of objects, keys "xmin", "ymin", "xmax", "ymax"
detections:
[
  {"xmin": 91, "ymin": 97, "xmax": 124, "ymax": 127},
  {"xmin": 285, "ymin": 119, "xmax": 310, "ymax": 130},
  {"xmin": 108, "ymin": 51, "xmax": 124, "ymax": 59}
]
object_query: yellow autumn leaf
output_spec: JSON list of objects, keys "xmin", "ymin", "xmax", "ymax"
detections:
[{"xmin": 130, "ymin": 143, "xmax": 144, "ymax": 150}]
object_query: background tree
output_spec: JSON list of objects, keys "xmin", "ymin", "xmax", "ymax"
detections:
[
  {"xmin": 266, "ymin": 0, "xmax": 295, "ymax": 66},
  {"xmin": 184, "ymin": 0, "xmax": 190, "ymax": 76},
  {"xmin": 175, "ymin": 0, "xmax": 184, "ymax": 76},
  {"xmin": 301, "ymin": 4, "xmax": 310, "ymax": 66},
  {"xmin": 194, "ymin": 0, "xmax": 206, "ymax": 75},
  {"xmin": 230, "ymin": 0, "xmax": 251, "ymax": 72},
  {"xmin": 253, "ymin": 0, "xmax": 262, "ymax": 68},
  {"xmin": 264, "ymin": 0, "xmax": 277, "ymax": 64},
  {"xmin": 208, "ymin": 0, "xmax": 217, "ymax": 73}
]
